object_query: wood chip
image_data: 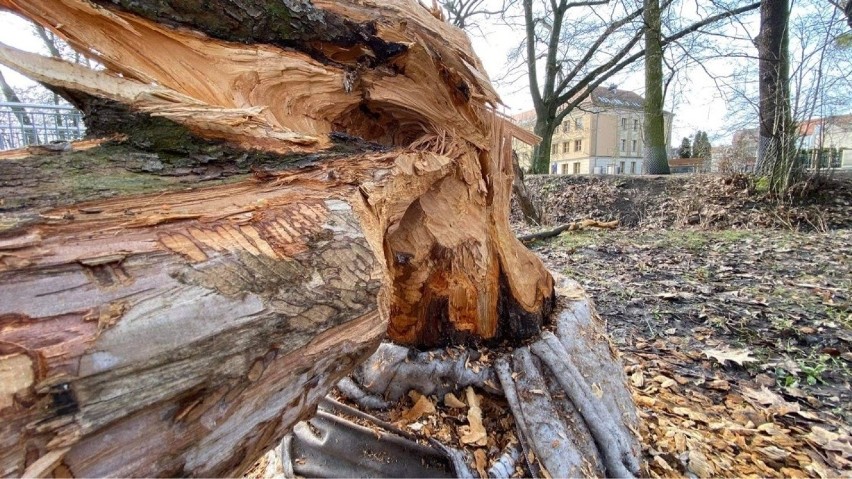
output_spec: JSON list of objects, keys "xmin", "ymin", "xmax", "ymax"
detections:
[
  {"xmin": 460, "ymin": 387, "xmax": 487, "ymax": 446},
  {"xmin": 444, "ymin": 392, "xmax": 466, "ymax": 409},
  {"xmin": 402, "ymin": 390, "xmax": 435, "ymax": 423}
]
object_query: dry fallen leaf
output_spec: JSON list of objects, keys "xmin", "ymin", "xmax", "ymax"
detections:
[
  {"xmin": 806, "ymin": 426, "xmax": 840, "ymax": 447},
  {"xmin": 630, "ymin": 371, "xmax": 644, "ymax": 388},
  {"xmin": 707, "ymin": 379, "xmax": 730, "ymax": 391},
  {"xmin": 759, "ymin": 445, "xmax": 790, "ymax": 461},
  {"xmin": 687, "ymin": 450, "xmax": 714, "ymax": 478},
  {"xmin": 460, "ymin": 386, "xmax": 487, "ymax": 446},
  {"xmin": 702, "ymin": 347, "xmax": 758, "ymax": 366},
  {"xmin": 741, "ymin": 385, "xmax": 799, "ymax": 416}
]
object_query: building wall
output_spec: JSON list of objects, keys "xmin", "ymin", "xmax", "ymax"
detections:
[
  {"xmin": 547, "ymin": 109, "xmax": 668, "ymax": 175},
  {"xmin": 824, "ymin": 123, "xmax": 852, "ymax": 169},
  {"xmin": 510, "ymin": 89, "xmax": 675, "ymax": 175}
]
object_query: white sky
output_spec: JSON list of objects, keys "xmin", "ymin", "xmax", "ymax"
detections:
[
  {"xmin": 466, "ymin": 12, "xmax": 750, "ymax": 147},
  {"xmin": 0, "ymin": 8, "xmax": 756, "ymax": 147}
]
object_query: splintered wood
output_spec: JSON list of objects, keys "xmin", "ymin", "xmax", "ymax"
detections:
[{"xmin": 0, "ymin": 0, "xmax": 556, "ymax": 476}]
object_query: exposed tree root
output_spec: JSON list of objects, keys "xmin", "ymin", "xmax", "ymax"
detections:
[
  {"xmin": 350, "ymin": 343, "xmax": 500, "ymax": 402},
  {"xmin": 332, "ymin": 279, "xmax": 641, "ymax": 478}
]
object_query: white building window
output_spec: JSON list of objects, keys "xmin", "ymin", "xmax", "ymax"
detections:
[
  {"xmin": 621, "ymin": 139, "xmax": 626, "ymax": 152},
  {"xmin": 574, "ymin": 139, "xmax": 582, "ymax": 152},
  {"xmin": 575, "ymin": 118, "xmax": 583, "ymax": 129},
  {"xmin": 573, "ymin": 162, "xmax": 581, "ymax": 174},
  {"xmin": 621, "ymin": 118, "xmax": 627, "ymax": 129},
  {"xmin": 632, "ymin": 140, "xmax": 637, "ymax": 152},
  {"xmin": 630, "ymin": 161, "xmax": 636, "ymax": 174}
]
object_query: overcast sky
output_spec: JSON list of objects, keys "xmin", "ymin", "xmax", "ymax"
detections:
[{"xmin": 0, "ymin": 7, "xmax": 797, "ymax": 148}]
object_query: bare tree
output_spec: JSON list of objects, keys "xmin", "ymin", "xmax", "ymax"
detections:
[
  {"xmin": 439, "ymin": 0, "xmax": 517, "ymax": 29},
  {"xmin": 509, "ymin": 0, "xmax": 760, "ymax": 173},
  {"xmin": 0, "ymin": 70, "xmax": 38, "ymax": 144},
  {"xmin": 644, "ymin": 0, "xmax": 669, "ymax": 173},
  {"xmin": 754, "ymin": 0, "xmax": 795, "ymax": 193}
]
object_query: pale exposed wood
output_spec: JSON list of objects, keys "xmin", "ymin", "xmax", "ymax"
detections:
[
  {"xmin": 0, "ymin": 44, "xmax": 321, "ymax": 153},
  {"xmin": 0, "ymin": 0, "xmax": 558, "ymax": 476}
]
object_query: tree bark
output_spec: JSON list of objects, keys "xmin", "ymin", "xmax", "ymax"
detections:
[
  {"xmin": 0, "ymin": 0, "xmax": 554, "ymax": 476},
  {"xmin": 512, "ymin": 151, "xmax": 542, "ymax": 224},
  {"xmin": 755, "ymin": 0, "xmax": 795, "ymax": 193},
  {"xmin": 643, "ymin": 0, "xmax": 670, "ymax": 175},
  {"xmin": 532, "ymin": 117, "xmax": 556, "ymax": 174}
]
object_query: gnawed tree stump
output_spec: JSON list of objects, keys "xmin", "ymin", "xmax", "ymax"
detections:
[
  {"xmin": 0, "ymin": 0, "xmax": 555, "ymax": 476},
  {"xmin": 332, "ymin": 278, "xmax": 641, "ymax": 478},
  {"xmin": 0, "ymin": 0, "xmax": 637, "ymax": 477}
]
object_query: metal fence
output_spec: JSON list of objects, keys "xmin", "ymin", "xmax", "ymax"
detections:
[{"xmin": 0, "ymin": 102, "xmax": 85, "ymax": 150}]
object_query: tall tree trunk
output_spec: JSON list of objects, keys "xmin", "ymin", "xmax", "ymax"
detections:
[
  {"xmin": 0, "ymin": 70, "xmax": 39, "ymax": 145},
  {"xmin": 512, "ymin": 151, "xmax": 542, "ymax": 224},
  {"xmin": 532, "ymin": 118, "xmax": 556, "ymax": 174},
  {"xmin": 0, "ymin": 0, "xmax": 555, "ymax": 476},
  {"xmin": 643, "ymin": 0, "xmax": 670, "ymax": 174},
  {"xmin": 755, "ymin": 0, "xmax": 794, "ymax": 193}
]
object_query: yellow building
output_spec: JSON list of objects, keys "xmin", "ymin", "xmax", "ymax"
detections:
[{"xmin": 512, "ymin": 87, "xmax": 673, "ymax": 175}]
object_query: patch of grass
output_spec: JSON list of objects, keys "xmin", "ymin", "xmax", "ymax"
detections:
[
  {"xmin": 662, "ymin": 230, "xmax": 710, "ymax": 251},
  {"xmin": 554, "ymin": 230, "xmax": 602, "ymax": 250},
  {"xmin": 711, "ymin": 229, "xmax": 752, "ymax": 243},
  {"xmin": 825, "ymin": 305, "xmax": 851, "ymax": 330}
]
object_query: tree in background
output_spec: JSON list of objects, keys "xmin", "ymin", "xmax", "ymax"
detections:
[
  {"xmin": 719, "ymin": 0, "xmax": 849, "ymax": 185},
  {"xmin": 505, "ymin": 0, "xmax": 759, "ymax": 173},
  {"xmin": 755, "ymin": 0, "xmax": 795, "ymax": 194},
  {"xmin": 693, "ymin": 130, "xmax": 712, "ymax": 159},
  {"xmin": 0, "ymin": 70, "xmax": 38, "ymax": 144},
  {"xmin": 678, "ymin": 136, "xmax": 692, "ymax": 158},
  {"xmin": 438, "ymin": 0, "xmax": 516, "ymax": 30},
  {"xmin": 643, "ymin": 0, "xmax": 669, "ymax": 174}
]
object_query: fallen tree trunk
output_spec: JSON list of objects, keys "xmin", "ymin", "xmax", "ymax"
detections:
[
  {"xmin": 0, "ymin": 0, "xmax": 556, "ymax": 476},
  {"xmin": 518, "ymin": 219, "xmax": 620, "ymax": 242}
]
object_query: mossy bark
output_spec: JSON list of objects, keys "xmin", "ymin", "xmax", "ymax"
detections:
[{"xmin": 643, "ymin": 0, "xmax": 669, "ymax": 175}]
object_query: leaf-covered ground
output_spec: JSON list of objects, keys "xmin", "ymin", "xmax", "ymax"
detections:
[
  {"xmin": 509, "ymin": 172, "xmax": 852, "ymax": 476},
  {"xmin": 528, "ymin": 227, "xmax": 851, "ymax": 476}
]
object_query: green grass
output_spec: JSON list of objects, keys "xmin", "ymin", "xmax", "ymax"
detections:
[{"xmin": 553, "ymin": 230, "xmax": 605, "ymax": 249}]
